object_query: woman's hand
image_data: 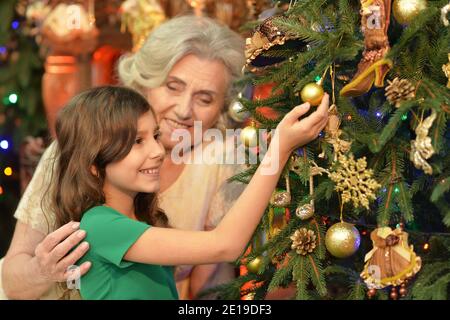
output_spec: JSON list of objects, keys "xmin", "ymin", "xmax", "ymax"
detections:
[
  {"xmin": 273, "ymin": 93, "xmax": 329, "ymax": 156},
  {"xmin": 3, "ymin": 221, "xmax": 92, "ymax": 299},
  {"xmin": 32, "ymin": 221, "xmax": 91, "ymax": 283}
]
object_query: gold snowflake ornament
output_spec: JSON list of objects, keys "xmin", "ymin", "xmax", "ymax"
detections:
[{"xmin": 329, "ymin": 153, "xmax": 381, "ymax": 209}]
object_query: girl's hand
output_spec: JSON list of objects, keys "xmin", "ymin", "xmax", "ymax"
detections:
[{"xmin": 274, "ymin": 93, "xmax": 329, "ymax": 156}]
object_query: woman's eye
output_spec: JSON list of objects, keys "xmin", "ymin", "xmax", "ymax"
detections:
[
  {"xmin": 198, "ymin": 96, "xmax": 213, "ymax": 105},
  {"xmin": 166, "ymin": 82, "xmax": 181, "ymax": 91},
  {"xmin": 135, "ymin": 137, "xmax": 144, "ymax": 144},
  {"xmin": 154, "ymin": 132, "xmax": 162, "ymax": 140}
]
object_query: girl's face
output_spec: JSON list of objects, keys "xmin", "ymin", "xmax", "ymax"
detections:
[
  {"xmin": 103, "ymin": 111, "xmax": 165, "ymax": 198},
  {"xmin": 146, "ymin": 54, "xmax": 231, "ymax": 151}
]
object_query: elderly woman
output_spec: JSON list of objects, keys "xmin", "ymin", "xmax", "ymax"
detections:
[
  {"xmin": 2, "ymin": 14, "xmax": 329, "ymax": 300},
  {"xmin": 1, "ymin": 15, "xmax": 247, "ymax": 300}
]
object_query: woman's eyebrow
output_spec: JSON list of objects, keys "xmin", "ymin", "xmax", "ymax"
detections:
[
  {"xmin": 168, "ymin": 76, "xmax": 218, "ymax": 96},
  {"xmin": 196, "ymin": 90, "xmax": 216, "ymax": 96},
  {"xmin": 166, "ymin": 76, "xmax": 186, "ymax": 85}
]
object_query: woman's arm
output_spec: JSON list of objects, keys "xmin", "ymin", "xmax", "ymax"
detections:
[
  {"xmin": 125, "ymin": 95, "xmax": 329, "ymax": 266},
  {"xmin": 189, "ymin": 263, "xmax": 226, "ymax": 298},
  {"xmin": 2, "ymin": 141, "xmax": 92, "ymax": 300},
  {"xmin": 2, "ymin": 221, "xmax": 91, "ymax": 299}
]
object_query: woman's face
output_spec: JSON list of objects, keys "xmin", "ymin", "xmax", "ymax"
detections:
[
  {"xmin": 104, "ymin": 111, "xmax": 165, "ymax": 197},
  {"xmin": 146, "ymin": 54, "xmax": 231, "ymax": 150}
]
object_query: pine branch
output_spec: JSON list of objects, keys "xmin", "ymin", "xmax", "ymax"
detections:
[
  {"xmin": 267, "ymin": 255, "xmax": 295, "ymax": 291},
  {"xmin": 307, "ymin": 254, "xmax": 327, "ymax": 296},
  {"xmin": 411, "ymin": 261, "xmax": 450, "ymax": 300},
  {"xmin": 370, "ymin": 101, "xmax": 416, "ymax": 153},
  {"xmin": 431, "ymin": 177, "xmax": 450, "ymax": 203}
]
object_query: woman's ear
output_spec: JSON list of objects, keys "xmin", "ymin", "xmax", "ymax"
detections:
[{"xmin": 90, "ymin": 165, "xmax": 99, "ymax": 177}]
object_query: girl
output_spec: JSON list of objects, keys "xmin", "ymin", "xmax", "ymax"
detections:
[{"xmin": 53, "ymin": 85, "xmax": 329, "ymax": 299}]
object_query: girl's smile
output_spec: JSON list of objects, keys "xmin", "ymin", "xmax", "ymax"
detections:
[{"xmin": 138, "ymin": 167, "xmax": 161, "ymax": 178}]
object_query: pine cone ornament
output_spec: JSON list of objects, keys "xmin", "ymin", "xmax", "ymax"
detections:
[
  {"xmin": 290, "ymin": 228, "xmax": 317, "ymax": 255},
  {"xmin": 385, "ymin": 77, "xmax": 415, "ymax": 108}
]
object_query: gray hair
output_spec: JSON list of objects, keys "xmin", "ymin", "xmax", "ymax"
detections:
[{"xmin": 117, "ymin": 15, "xmax": 245, "ymax": 129}]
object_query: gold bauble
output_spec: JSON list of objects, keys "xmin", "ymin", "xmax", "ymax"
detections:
[
  {"xmin": 247, "ymin": 256, "xmax": 263, "ymax": 274},
  {"xmin": 393, "ymin": 0, "xmax": 427, "ymax": 25},
  {"xmin": 228, "ymin": 100, "xmax": 250, "ymax": 123},
  {"xmin": 240, "ymin": 125, "xmax": 258, "ymax": 147},
  {"xmin": 300, "ymin": 83, "xmax": 324, "ymax": 106},
  {"xmin": 325, "ymin": 222, "xmax": 361, "ymax": 258}
]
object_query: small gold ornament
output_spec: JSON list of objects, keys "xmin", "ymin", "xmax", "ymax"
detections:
[
  {"xmin": 270, "ymin": 175, "xmax": 291, "ymax": 207},
  {"xmin": 295, "ymin": 203, "xmax": 314, "ymax": 220},
  {"xmin": 228, "ymin": 97, "xmax": 250, "ymax": 123},
  {"xmin": 410, "ymin": 109, "xmax": 437, "ymax": 175},
  {"xmin": 325, "ymin": 222, "xmax": 361, "ymax": 258},
  {"xmin": 300, "ymin": 82, "xmax": 324, "ymax": 106},
  {"xmin": 292, "ymin": 159, "xmax": 328, "ymax": 220},
  {"xmin": 270, "ymin": 191, "xmax": 291, "ymax": 207},
  {"xmin": 290, "ymin": 228, "xmax": 317, "ymax": 256},
  {"xmin": 329, "ymin": 153, "xmax": 381, "ymax": 210},
  {"xmin": 392, "ymin": 0, "xmax": 427, "ymax": 25},
  {"xmin": 385, "ymin": 77, "xmax": 416, "ymax": 108},
  {"xmin": 247, "ymin": 256, "xmax": 263, "ymax": 274},
  {"xmin": 319, "ymin": 104, "xmax": 352, "ymax": 160},
  {"xmin": 240, "ymin": 122, "xmax": 259, "ymax": 147},
  {"xmin": 442, "ymin": 53, "xmax": 450, "ymax": 89},
  {"xmin": 320, "ymin": 66, "xmax": 352, "ymax": 160}
]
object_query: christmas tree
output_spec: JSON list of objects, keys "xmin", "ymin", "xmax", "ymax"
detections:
[
  {"xmin": 0, "ymin": 0, "xmax": 46, "ymax": 255},
  {"xmin": 210, "ymin": 0, "xmax": 450, "ymax": 300}
]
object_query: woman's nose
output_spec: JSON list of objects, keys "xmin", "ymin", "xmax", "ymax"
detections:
[{"xmin": 173, "ymin": 94, "xmax": 193, "ymax": 121}]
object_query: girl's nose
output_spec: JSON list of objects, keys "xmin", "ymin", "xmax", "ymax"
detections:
[{"xmin": 148, "ymin": 139, "xmax": 165, "ymax": 160}]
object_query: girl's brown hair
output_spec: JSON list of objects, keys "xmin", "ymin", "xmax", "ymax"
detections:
[{"xmin": 51, "ymin": 86, "xmax": 169, "ymax": 229}]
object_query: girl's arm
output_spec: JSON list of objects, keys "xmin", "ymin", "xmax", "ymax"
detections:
[{"xmin": 125, "ymin": 95, "xmax": 329, "ymax": 266}]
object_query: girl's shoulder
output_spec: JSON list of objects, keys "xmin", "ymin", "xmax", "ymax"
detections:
[
  {"xmin": 80, "ymin": 205, "xmax": 122, "ymax": 227},
  {"xmin": 82, "ymin": 205, "xmax": 117, "ymax": 215}
]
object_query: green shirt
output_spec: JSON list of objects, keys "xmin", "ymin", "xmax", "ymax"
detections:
[{"xmin": 77, "ymin": 206, "xmax": 179, "ymax": 300}]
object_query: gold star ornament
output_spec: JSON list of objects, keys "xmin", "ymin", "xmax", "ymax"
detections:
[{"xmin": 329, "ymin": 153, "xmax": 381, "ymax": 209}]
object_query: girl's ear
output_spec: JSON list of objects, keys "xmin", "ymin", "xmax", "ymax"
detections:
[{"xmin": 90, "ymin": 165, "xmax": 99, "ymax": 177}]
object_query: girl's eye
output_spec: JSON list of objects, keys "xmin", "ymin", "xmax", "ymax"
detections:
[
  {"xmin": 154, "ymin": 132, "xmax": 162, "ymax": 140},
  {"xmin": 135, "ymin": 137, "xmax": 144, "ymax": 145}
]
